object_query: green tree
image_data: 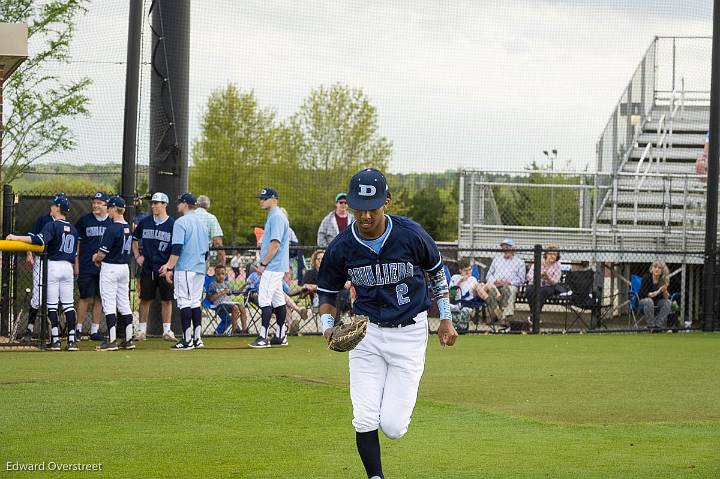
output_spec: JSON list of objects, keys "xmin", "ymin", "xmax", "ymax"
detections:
[
  {"xmin": 1, "ymin": 0, "xmax": 92, "ymax": 184},
  {"xmin": 190, "ymin": 85, "xmax": 287, "ymax": 244},
  {"xmin": 492, "ymin": 162, "xmax": 581, "ymax": 228},
  {"xmin": 406, "ymin": 187, "xmax": 445, "ymax": 239},
  {"xmin": 290, "ymin": 83, "xmax": 392, "ymax": 184}
]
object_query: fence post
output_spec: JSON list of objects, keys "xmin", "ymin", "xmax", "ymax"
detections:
[
  {"xmin": 532, "ymin": 244, "xmax": 542, "ymax": 334},
  {"xmin": 1, "ymin": 184, "xmax": 12, "ymax": 336},
  {"xmin": 39, "ymin": 252, "xmax": 48, "ymax": 350}
]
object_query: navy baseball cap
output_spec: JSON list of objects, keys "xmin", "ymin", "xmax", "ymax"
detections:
[
  {"xmin": 177, "ymin": 192, "xmax": 197, "ymax": 205},
  {"xmin": 50, "ymin": 195, "xmax": 70, "ymax": 211},
  {"xmin": 257, "ymin": 187, "xmax": 278, "ymax": 200},
  {"xmin": 346, "ymin": 168, "xmax": 389, "ymax": 211},
  {"xmin": 93, "ymin": 191, "xmax": 110, "ymax": 202},
  {"xmin": 107, "ymin": 196, "xmax": 126, "ymax": 208}
]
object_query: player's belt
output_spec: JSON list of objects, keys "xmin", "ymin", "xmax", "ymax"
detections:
[{"xmin": 371, "ymin": 318, "xmax": 416, "ymax": 328}]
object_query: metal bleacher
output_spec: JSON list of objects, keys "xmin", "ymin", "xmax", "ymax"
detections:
[
  {"xmin": 456, "ymin": 36, "xmax": 711, "ymax": 325},
  {"xmin": 458, "ymin": 36, "xmax": 711, "ymax": 263}
]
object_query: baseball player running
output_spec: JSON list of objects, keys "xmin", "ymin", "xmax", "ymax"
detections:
[
  {"xmin": 317, "ymin": 168, "xmax": 458, "ymax": 479},
  {"xmin": 131, "ymin": 192, "xmax": 176, "ymax": 341},
  {"xmin": 92, "ymin": 196, "xmax": 134, "ymax": 351},
  {"xmin": 158, "ymin": 193, "xmax": 209, "ymax": 350},
  {"xmin": 16, "ymin": 193, "xmax": 63, "ymax": 341},
  {"xmin": 7, "ymin": 195, "xmax": 79, "ymax": 351},
  {"xmin": 249, "ymin": 187, "xmax": 291, "ymax": 348},
  {"xmin": 75, "ymin": 192, "xmax": 113, "ymax": 341}
]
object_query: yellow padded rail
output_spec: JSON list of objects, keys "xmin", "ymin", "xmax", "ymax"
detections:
[{"xmin": 0, "ymin": 240, "xmax": 44, "ymax": 253}]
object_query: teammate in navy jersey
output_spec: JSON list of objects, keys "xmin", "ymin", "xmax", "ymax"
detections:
[
  {"xmin": 7, "ymin": 195, "xmax": 80, "ymax": 351},
  {"xmin": 92, "ymin": 196, "xmax": 134, "ymax": 351},
  {"xmin": 17, "ymin": 192, "xmax": 64, "ymax": 341},
  {"xmin": 131, "ymin": 192, "xmax": 176, "ymax": 341},
  {"xmin": 75, "ymin": 192, "xmax": 112, "ymax": 341},
  {"xmin": 317, "ymin": 168, "xmax": 457, "ymax": 479}
]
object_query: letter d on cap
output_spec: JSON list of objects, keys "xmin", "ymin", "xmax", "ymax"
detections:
[{"xmin": 359, "ymin": 184, "xmax": 376, "ymax": 197}]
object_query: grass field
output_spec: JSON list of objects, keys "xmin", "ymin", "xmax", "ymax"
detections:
[{"xmin": 1, "ymin": 334, "xmax": 719, "ymax": 478}]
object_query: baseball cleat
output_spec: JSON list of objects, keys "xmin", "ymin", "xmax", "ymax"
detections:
[
  {"xmin": 170, "ymin": 340, "xmax": 194, "ymax": 351},
  {"xmin": 67, "ymin": 341, "xmax": 79, "ymax": 351},
  {"xmin": 135, "ymin": 331, "xmax": 146, "ymax": 341},
  {"xmin": 248, "ymin": 336, "xmax": 270, "ymax": 349},
  {"xmin": 270, "ymin": 335, "xmax": 288, "ymax": 347},
  {"xmin": 193, "ymin": 338, "xmax": 205, "ymax": 349},
  {"xmin": 162, "ymin": 331, "xmax": 177, "ymax": 341},
  {"xmin": 49, "ymin": 340, "xmax": 61, "ymax": 351},
  {"xmin": 89, "ymin": 332, "xmax": 106, "ymax": 342},
  {"xmin": 119, "ymin": 340, "xmax": 136, "ymax": 350},
  {"xmin": 95, "ymin": 340, "xmax": 118, "ymax": 351}
]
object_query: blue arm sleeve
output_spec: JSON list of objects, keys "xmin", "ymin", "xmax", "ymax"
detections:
[{"xmin": 171, "ymin": 244, "xmax": 182, "ymax": 256}]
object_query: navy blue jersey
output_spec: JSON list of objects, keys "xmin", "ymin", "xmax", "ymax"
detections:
[
  {"xmin": 133, "ymin": 211, "xmax": 150, "ymax": 228},
  {"xmin": 317, "ymin": 215, "xmax": 443, "ymax": 325},
  {"xmin": 30, "ymin": 213, "xmax": 53, "ymax": 235},
  {"xmin": 29, "ymin": 213, "xmax": 53, "ymax": 257},
  {"xmin": 30, "ymin": 219, "xmax": 78, "ymax": 262},
  {"xmin": 98, "ymin": 221, "xmax": 132, "ymax": 265},
  {"xmin": 76, "ymin": 213, "xmax": 112, "ymax": 274},
  {"xmin": 132, "ymin": 215, "xmax": 174, "ymax": 273}
]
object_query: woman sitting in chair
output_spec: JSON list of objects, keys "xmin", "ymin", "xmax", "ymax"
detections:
[
  {"xmin": 525, "ymin": 244, "xmax": 563, "ymax": 322},
  {"xmin": 639, "ymin": 260, "xmax": 671, "ymax": 331},
  {"xmin": 301, "ymin": 249, "xmax": 352, "ymax": 318}
]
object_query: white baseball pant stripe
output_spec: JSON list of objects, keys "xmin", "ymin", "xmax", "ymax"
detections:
[
  {"xmin": 349, "ymin": 311, "xmax": 429, "ymax": 439},
  {"xmin": 30, "ymin": 257, "xmax": 42, "ymax": 309},
  {"xmin": 174, "ymin": 270, "xmax": 204, "ymax": 309},
  {"xmin": 258, "ymin": 270, "xmax": 285, "ymax": 308},
  {"xmin": 46, "ymin": 261, "xmax": 75, "ymax": 312},
  {"xmin": 99, "ymin": 263, "xmax": 131, "ymax": 315}
]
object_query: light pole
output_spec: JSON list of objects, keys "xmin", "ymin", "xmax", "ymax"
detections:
[{"xmin": 543, "ymin": 149, "xmax": 558, "ymax": 226}]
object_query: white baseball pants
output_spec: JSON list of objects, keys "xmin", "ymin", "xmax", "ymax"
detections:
[
  {"xmin": 30, "ymin": 257, "xmax": 42, "ymax": 309},
  {"xmin": 99, "ymin": 263, "xmax": 131, "ymax": 315},
  {"xmin": 46, "ymin": 261, "xmax": 74, "ymax": 312},
  {"xmin": 349, "ymin": 311, "xmax": 428, "ymax": 439},
  {"xmin": 174, "ymin": 270, "xmax": 204, "ymax": 309},
  {"xmin": 258, "ymin": 270, "xmax": 285, "ymax": 308}
]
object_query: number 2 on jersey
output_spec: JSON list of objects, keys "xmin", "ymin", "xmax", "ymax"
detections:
[{"xmin": 396, "ymin": 283, "xmax": 410, "ymax": 305}]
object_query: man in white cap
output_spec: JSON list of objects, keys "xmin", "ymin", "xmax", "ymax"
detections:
[
  {"xmin": 131, "ymin": 192, "xmax": 176, "ymax": 341},
  {"xmin": 480, "ymin": 239, "xmax": 527, "ymax": 324}
]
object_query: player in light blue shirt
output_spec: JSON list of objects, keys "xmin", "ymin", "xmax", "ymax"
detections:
[
  {"xmin": 260, "ymin": 202, "xmax": 290, "ymax": 273},
  {"xmin": 159, "ymin": 193, "xmax": 210, "ymax": 350},
  {"xmin": 249, "ymin": 187, "xmax": 291, "ymax": 349}
]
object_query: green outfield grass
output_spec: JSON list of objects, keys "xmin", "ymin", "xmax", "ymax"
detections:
[{"xmin": 1, "ymin": 334, "xmax": 719, "ymax": 478}]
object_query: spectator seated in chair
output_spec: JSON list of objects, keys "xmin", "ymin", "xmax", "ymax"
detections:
[
  {"xmin": 207, "ymin": 265, "xmax": 249, "ymax": 335},
  {"xmin": 525, "ymin": 244, "xmax": 563, "ymax": 324},
  {"xmin": 639, "ymin": 260, "xmax": 672, "ymax": 332},
  {"xmin": 477, "ymin": 238, "xmax": 526, "ymax": 325},
  {"xmin": 300, "ymin": 249, "xmax": 352, "ymax": 320}
]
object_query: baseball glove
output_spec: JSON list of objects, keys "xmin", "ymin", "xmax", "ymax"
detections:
[{"xmin": 327, "ymin": 315, "xmax": 368, "ymax": 352}]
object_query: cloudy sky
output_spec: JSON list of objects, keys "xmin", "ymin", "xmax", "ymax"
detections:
[{"xmin": 38, "ymin": 0, "xmax": 713, "ymax": 173}]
